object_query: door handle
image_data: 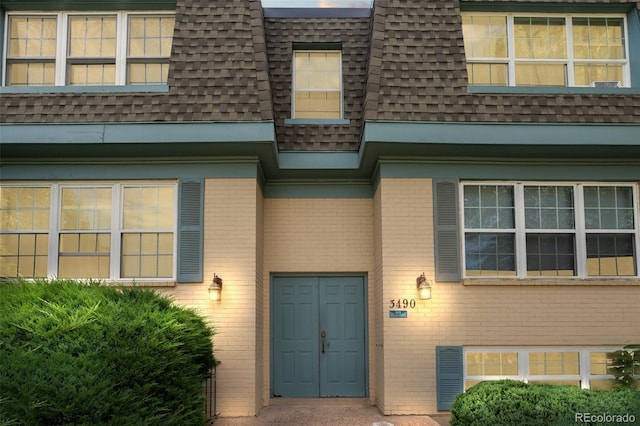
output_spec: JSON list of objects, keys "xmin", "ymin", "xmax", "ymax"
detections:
[{"xmin": 320, "ymin": 330, "xmax": 326, "ymax": 354}]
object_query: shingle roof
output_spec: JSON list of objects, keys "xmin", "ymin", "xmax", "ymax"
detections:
[
  {"xmin": 0, "ymin": 0, "xmax": 272, "ymax": 124},
  {"xmin": 366, "ymin": 0, "xmax": 640, "ymax": 124},
  {"xmin": 1, "ymin": 0, "xmax": 639, "ymax": 152},
  {"xmin": 264, "ymin": 16, "xmax": 370, "ymax": 151}
]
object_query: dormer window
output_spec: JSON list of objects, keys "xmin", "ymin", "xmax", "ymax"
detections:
[
  {"xmin": 462, "ymin": 13, "xmax": 629, "ymax": 87},
  {"xmin": 4, "ymin": 12, "xmax": 175, "ymax": 87},
  {"xmin": 292, "ymin": 49, "xmax": 343, "ymax": 119}
]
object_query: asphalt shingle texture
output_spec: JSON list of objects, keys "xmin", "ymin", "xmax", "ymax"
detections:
[
  {"xmin": 366, "ymin": 0, "xmax": 640, "ymax": 125},
  {"xmin": 0, "ymin": 0, "xmax": 273, "ymax": 124},
  {"xmin": 264, "ymin": 16, "xmax": 370, "ymax": 151},
  {"xmin": 2, "ymin": 0, "xmax": 639, "ymax": 152}
]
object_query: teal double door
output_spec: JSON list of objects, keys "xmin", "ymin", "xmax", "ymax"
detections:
[{"xmin": 272, "ymin": 276, "xmax": 366, "ymax": 397}]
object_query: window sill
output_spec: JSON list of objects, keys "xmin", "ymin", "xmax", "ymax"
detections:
[
  {"xmin": 284, "ymin": 118, "xmax": 351, "ymax": 125},
  {"xmin": 0, "ymin": 85, "xmax": 170, "ymax": 95},
  {"xmin": 467, "ymin": 86, "xmax": 640, "ymax": 95},
  {"xmin": 463, "ymin": 277, "xmax": 639, "ymax": 286},
  {"xmin": 105, "ymin": 280, "xmax": 177, "ymax": 288}
]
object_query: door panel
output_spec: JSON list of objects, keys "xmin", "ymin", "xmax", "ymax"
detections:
[
  {"xmin": 319, "ymin": 277, "xmax": 366, "ymax": 396},
  {"xmin": 272, "ymin": 276, "xmax": 365, "ymax": 397},
  {"xmin": 272, "ymin": 277, "xmax": 319, "ymax": 397}
]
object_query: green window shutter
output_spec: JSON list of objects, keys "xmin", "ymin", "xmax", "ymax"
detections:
[
  {"xmin": 436, "ymin": 346, "xmax": 463, "ymax": 411},
  {"xmin": 177, "ymin": 179, "xmax": 203, "ymax": 283},
  {"xmin": 433, "ymin": 179, "xmax": 461, "ymax": 282}
]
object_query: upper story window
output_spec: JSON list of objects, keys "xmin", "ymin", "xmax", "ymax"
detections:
[
  {"xmin": 461, "ymin": 182, "xmax": 639, "ymax": 278},
  {"xmin": 461, "ymin": 13, "xmax": 630, "ymax": 87},
  {"xmin": 292, "ymin": 50, "xmax": 343, "ymax": 119},
  {"xmin": 4, "ymin": 12, "xmax": 175, "ymax": 86}
]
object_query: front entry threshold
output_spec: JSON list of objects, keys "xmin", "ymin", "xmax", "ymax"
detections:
[{"xmin": 269, "ymin": 398, "xmax": 372, "ymax": 408}]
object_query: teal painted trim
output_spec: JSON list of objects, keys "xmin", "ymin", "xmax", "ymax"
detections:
[
  {"xmin": 362, "ymin": 121, "xmax": 640, "ymax": 146},
  {"xmin": 436, "ymin": 346, "xmax": 464, "ymax": 411},
  {"xmin": 0, "ymin": 9, "xmax": 4, "ymax": 87},
  {"xmin": 467, "ymin": 86, "xmax": 640, "ymax": 94},
  {"xmin": 177, "ymin": 179, "xmax": 203, "ymax": 283},
  {"xmin": 378, "ymin": 161, "xmax": 640, "ymax": 180},
  {"xmin": 0, "ymin": 85, "xmax": 169, "ymax": 94},
  {"xmin": 284, "ymin": 119, "xmax": 351, "ymax": 125},
  {"xmin": 278, "ymin": 151, "xmax": 359, "ymax": 170},
  {"xmin": 264, "ymin": 182, "xmax": 372, "ymax": 198},
  {"xmin": 629, "ymin": 7, "xmax": 640, "ymax": 87},
  {"xmin": 1, "ymin": 121, "xmax": 276, "ymax": 144},
  {"xmin": 460, "ymin": 1, "xmax": 633, "ymax": 13},
  {"xmin": 0, "ymin": 161, "xmax": 260, "ymax": 181},
  {"xmin": 1, "ymin": 0, "xmax": 176, "ymax": 11}
]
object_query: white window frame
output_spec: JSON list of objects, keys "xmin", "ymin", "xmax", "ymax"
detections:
[
  {"xmin": 464, "ymin": 347, "xmax": 620, "ymax": 390},
  {"xmin": 0, "ymin": 181, "xmax": 178, "ymax": 281},
  {"xmin": 460, "ymin": 181, "xmax": 640, "ymax": 278},
  {"xmin": 2, "ymin": 11, "xmax": 174, "ymax": 87},
  {"xmin": 291, "ymin": 49, "xmax": 344, "ymax": 119},
  {"xmin": 462, "ymin": 12, "xmax": 631, "ymax": 87}
]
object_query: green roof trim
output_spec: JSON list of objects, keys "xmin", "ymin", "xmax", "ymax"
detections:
[
  {"xmin": 361, "ymin": 121, "xmax": 640, "ymax": 147},
  {"xmin": 460, "ymin": 1, "xmax": 634, "ymax": 13},
  {"xmin": 1, "ymin": 0, "xmax": 176, "ymax": 11},
  {"xmin": 0, "ymin": 85, "xmax": 169, "ymax": 95},
  {"xmin": 2, "ymin": 121, "xmax": 639, "ymax": 185},
  {"xmin": 467, "ymin": 86, "xmax": 640, "ymax": 94},
  {"xmin": 0, "ymin": 121, "xmax": 276, "ymax": 144}
]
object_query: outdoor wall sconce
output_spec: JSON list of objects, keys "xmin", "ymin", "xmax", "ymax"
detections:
[
  {"xmin": 209, "ymin": 274, "xmax": 223, "ymax": 301},
  {"xmin": 416, "ymin": 273, "xmax": 431, "ymax": 300}
]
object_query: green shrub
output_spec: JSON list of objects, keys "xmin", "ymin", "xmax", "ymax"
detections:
[
  {"xmin": 451, "ymin": 380, "xmax": 640, "ymax": 426},
  {"xmin": 0, "ymin": 279, "xmax": 216, "ymax": 426},
  {"xmin": 608, "ymin": 345, "xmax": 640, "ymax": 391}
]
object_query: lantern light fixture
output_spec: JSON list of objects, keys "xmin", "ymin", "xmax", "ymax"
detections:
[
  {"xmin": 209, "ymin": 274, "xmax": 223, "ymax": 301},
  {"xmin": 416, "ymin": 273, "xmax": 431, "ymax": 300}
]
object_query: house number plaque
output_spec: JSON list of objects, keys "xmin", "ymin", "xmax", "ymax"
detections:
[{"xmin": 388, "ymin": 299, "xmax": 416, "ymax": 309}]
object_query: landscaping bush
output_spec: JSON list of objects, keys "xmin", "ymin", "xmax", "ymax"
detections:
[
  {"xmin": 608, "ymin": 345, "xmax": 640, "ymax": 391},
  {"xmin": 451, "ymin": 380, "xmax": 640, "ymax": 426},
  {"xmin": 0, "ymin": 279, "xmax": 216, "ymax": 426}
]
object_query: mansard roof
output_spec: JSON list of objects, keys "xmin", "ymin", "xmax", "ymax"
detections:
[
  {"xmin": 264, "ymin": 13, "xmax": 370, "ymax": 151},
  {"xmin": 1, "ymin": 0, "xmax": 639, "ymax": 154},
  {"xmin": 0, "ymin": 0, "xmax": 272, "ymax": 123},
  {"xmin": 365, "ymin": 0, "xmax": 640, "ymax": 124}
]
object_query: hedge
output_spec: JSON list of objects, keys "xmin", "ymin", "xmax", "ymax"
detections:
[
  {"xmin": 451, "ymin": 380, "xmax": 640, "ymax": 426},
  {"xmin": 0, "ymin": 279, "xmax": 216, "ymax": 426}
]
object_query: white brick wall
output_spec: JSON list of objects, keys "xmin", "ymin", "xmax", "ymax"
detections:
[
  {"xmin": 164, "ymin": 177, "xmax": 639, "ymax": 417},
  {"xmin": 262, "ymin": 198, "xmax": 377, "ymax": 404},
  {"xmin": 172, "ymin": 178, "xmax": 262, "ymax": 417},
  {"xmin": 374, "ymin": 178, "xmax": 640, "ymax": 414}
]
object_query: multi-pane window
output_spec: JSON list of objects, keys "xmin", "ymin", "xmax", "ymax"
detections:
[
  {"xmin": 462, "ymin": 13, "xmax": 629, "ymax": 87},
  {"xmin": 5, "ymin": 16, "xmax": 57, "ymax": 86},
  {"xmin": 58, "ymin": 187, "xmax": 112, "ymax": 278},
  {"xmin": 0, "ymin": 182, "xmax": 176, "ymax": 281},
  {"xmin": 464, "ymin": 348, "xmax": 617, "ymax": 390},
  {"xmin": 0, "ymin": 187, "xmax": 50, "ymax": 278},
  {"xmin": 67, "ymin": 16, "xmax": 117, "ymax": 85},
  {"xmin": 584, "ymin": 186, "xmax": 636, "ymax": 276},
  {"xmin": 528, "ymin": 351, "xmax": 580, "ymax": 386},
  {"xmin": 121, "ymin": 186, "xmax": 175, "ymax": 278},
  {"xmin": 462, "ymin": 182, "xmax": 639, "ymax": 278},
  {"xmin": 127, "ymin": 15, "xmax": 174, "ymax": 84},
  {"xmin": 4, "ymin": 12, "xmax": 175, "ymax": 87},
  {"xmin": 292, "ymin": 50, "xmax": 343, "ymax": 119}
]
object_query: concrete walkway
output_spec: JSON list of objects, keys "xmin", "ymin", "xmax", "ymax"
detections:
[{"xmin": 213, "ymin": 398, "xmax": 451, "ymax": 426}]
